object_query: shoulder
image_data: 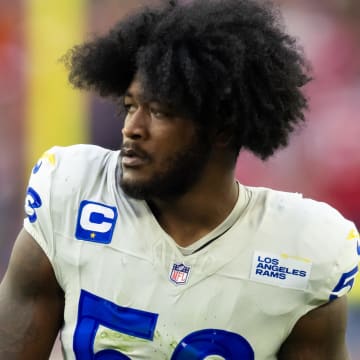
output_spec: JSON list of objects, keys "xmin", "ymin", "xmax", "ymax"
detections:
[
  {"xmin": 33, "ymin": 144, "xmax": 119, "ymax": 189},
  {"xmin": 25, "ymin": 144, "xmax": 120, "ymax": 221},
  {"xmin": 248, "ymin": 186, "xmax": 354, "ymax": 242},
  {"xmin": 49, "ymin": 144, "xmax": 117, "ymax": 174},
  {"xmin": 24, "ymin": 144, "xmax": 121, "ymax": 257},
  {"xmin": 246, "ymin": 186, "xmax": 359, "ymax": 299}
]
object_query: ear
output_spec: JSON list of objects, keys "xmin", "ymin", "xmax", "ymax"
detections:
[{"xmin": 213, "ymin": 130, "xmax": 239, "ymax": 165}]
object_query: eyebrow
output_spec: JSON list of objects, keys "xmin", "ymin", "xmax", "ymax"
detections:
[
  {"xmin": 124, "ymin": 91, "xmax": 134, "ymax": 98},
  {"xmin": 124, "ymin": 90, "xmax": 148, "ymax": 104},
  {"xmin": 124, "ymin": 91, "xmax": 164, "ymax": 108}
]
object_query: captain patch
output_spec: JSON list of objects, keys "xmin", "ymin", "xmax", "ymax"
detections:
[
  {"xmin": 75, "ymin": 200, "xmax": 118, "ymax": 244},
  {"xmin": 250, "ymin": 251, "xmax": 312, "ymax": 290}
]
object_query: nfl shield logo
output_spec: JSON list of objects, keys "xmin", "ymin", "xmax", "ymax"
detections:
[{"xmin": 169, "ymin": 263, "xmax": 191, "ymax": 285}]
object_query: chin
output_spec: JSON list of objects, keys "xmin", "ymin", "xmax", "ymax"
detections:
[
  {"xmin": 121, "ymin": 166, "xmax": 150, "ymax": 183},
  {"xmin": 120, "ymin": 174, "xmax": 153, "ymax": 200}
]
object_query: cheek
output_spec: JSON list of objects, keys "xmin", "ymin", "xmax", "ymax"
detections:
[
  {"xmin": 151, "ymin": 136, "xmax": 189, "ymax": 165},
  {"xmin": 151, "ymin": 122, "xmax": 197, "ymax": 150}
]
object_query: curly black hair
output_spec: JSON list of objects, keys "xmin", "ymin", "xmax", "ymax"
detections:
[{"xmin": 63, "ymin": 0, "xmax": 311, "ymax": 160}]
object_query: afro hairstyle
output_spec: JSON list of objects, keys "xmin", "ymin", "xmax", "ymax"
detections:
[{"xmin": 63, "ymin": 0, "xmax": 312, "ymax": 159}]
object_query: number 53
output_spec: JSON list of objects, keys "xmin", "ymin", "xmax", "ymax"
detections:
[{"xmin": 73, "ymin": 290, "xmax": 254, "ymax": 359}]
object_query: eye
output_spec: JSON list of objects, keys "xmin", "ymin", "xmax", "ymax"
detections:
[
  {"xmin": 124, "ymin": 103, "xmax": 137, "ymax": 114},
  {"xmin": 150, "ymin": 109, "xmax": 165, "ymax": 118},
  {"xmin": 150, "ymin": 106, "xmax": 172, "ymax": 120}
]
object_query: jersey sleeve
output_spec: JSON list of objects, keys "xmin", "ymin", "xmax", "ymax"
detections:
[
  {"xmin": 326, "ymin": 223, "xmax": 360, "ymax": 301},
  {"xmin": 308, "ymin": 210, "xmax": 360, "ymax": 303},
  {"xmin": 23, "ymin": 148, "xmax": 58, "ymax": 262},
  {"xmin": 23, "ymin": 144, "xmax": 117, "ymax": 265}
]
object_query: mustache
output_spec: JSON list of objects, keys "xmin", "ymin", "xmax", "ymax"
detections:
[{"xmin": 120, "ymin": 143, "xmax": 151, "ymax": 160}]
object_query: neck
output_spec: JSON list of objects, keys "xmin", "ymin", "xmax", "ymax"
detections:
[{"xmin": 148, "ymin": 165, "xmax": 238, "ymax": 247}]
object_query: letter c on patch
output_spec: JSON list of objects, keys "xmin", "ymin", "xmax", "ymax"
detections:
[
  {"xmin": 75, "ymin": 200, "xmax": 118, "ymax": 244},
  {"xmin": 80, "ymin": 203, "xmax": 115, "ymax": 233}
]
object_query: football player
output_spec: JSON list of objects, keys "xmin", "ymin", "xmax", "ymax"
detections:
[{"xmin": 0, "ymin": 0, "xmax": 359, "ymax": 359}]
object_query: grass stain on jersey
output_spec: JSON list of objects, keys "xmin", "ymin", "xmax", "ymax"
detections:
[
  {"xmin": 94, "ymin": 328, "xmax": 148, "ymax": 354},
  {"xmin": 170, "ymin": 340, "xmax": 178, "ymax": 350},
  {"xmin": 94, "ymin": 327, "xmax": 177, "ymax": 359}
]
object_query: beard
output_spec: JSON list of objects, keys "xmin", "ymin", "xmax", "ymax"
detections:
[{"xmin": 120, "ymin": 134, "xmax": 212, "ymax": 200}]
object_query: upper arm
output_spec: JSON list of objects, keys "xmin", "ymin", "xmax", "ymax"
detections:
[
  {"xmin": 0, "ymin": 228, "xmax": 64, "ymax": 360},
  {"xmin": 278, "ymin": 296, "xmax": 350, "ymax": 360}
]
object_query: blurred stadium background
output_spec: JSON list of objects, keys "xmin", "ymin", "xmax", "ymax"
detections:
[{"xmin": 0, "ymin": 0, "xmax": 359, "ymax": 358}]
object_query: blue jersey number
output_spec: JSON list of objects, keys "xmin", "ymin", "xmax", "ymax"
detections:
[
  {"xmin": 73, "ymin": 290, "xmax": 254, "ymax": 359},
  {"xmin": 329, "ymin": 265, "xmax": 358, "ymax": 301},
  {"xmin": 73, "ymin": 290, "xmax": 158, "ymax": 359},
  {"xmin": 24, "ymin": 187, "xmax": 42, "ymax": 223},
  {"xmin": 172, "ymin": 329, "xmax": 254, "ymax": 359}
]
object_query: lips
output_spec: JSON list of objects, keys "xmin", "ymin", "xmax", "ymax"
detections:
[
  {"xmin": 120, "ymin": 145, "xmax": 149, "ymax": 168},
  {"xmin": 122, "ymin": 155, "xmax": 147, "ymax": 167}
]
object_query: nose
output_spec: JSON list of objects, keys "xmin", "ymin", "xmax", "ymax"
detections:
[{"xmin": 122, "ymin": 107, "xmax": 149, "ymax": 140}]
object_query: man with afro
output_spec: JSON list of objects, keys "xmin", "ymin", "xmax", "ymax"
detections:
[{"xmin": 0, "ymin": 0, "xmax": 359, "ymax": 359}]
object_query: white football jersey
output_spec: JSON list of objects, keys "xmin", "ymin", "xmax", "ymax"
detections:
[{"xmin": 24, "ymin": 144, "xmax": 360, "ymax": 360}]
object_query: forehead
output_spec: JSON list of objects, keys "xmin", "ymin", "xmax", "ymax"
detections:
[
  {"xmin": 125, "ymin": 76, "xmax": 146, "ymax": 100},
  {"xmin": 124, "ymin": 73, "xmax": 196, "ymax": 122},
  {"xmin": 124, "ymin": 73, "xmax": 166, "ymax": 106},
  {"xmin": 124, "ymin": 73, "xmax": 178, "ymax": 108}
]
